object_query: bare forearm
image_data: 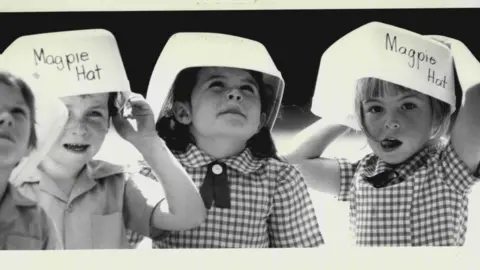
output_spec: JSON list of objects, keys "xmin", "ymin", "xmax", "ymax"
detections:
[
  {"xmin": 286, "ymin": 120, "xmax": 349, "ymax": 163},
  {"xmin": 451, "ymin": 86, "xmax": 480, "ymax": 171},
  {"xmin": 295, "ymin": 158, "xmax": 342, "ymax": 195},
  {"xmin": 450, "ymin": 40, "xmax": 480, "ymax": 171},
  {"xmin": 136, "ymin": 137, "xmax": 205, "ymax": 223}
]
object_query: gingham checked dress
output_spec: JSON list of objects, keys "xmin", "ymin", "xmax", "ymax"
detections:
[
  {"xmin": 337, "ymin": 141, "xmax": 480, "ymax": 246},
  {"xmin": 139, "ymin": 143, "xmax": 324, "ymax": 248}
]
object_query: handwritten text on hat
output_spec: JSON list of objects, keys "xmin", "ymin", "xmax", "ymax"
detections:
[
  {"xmin": 385, "ymin": 33, "xmax": 448, "ymax": 89},
  {"xmin": 33, "ymin": 48, "xmax": 102, "ymax": 81}
]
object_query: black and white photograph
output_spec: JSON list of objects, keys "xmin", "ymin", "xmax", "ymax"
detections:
[{"xmin": 0, "ymin": 1, "xmax": 480, "ymax": 268}]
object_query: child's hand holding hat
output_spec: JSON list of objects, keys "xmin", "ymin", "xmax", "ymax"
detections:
[{"xmin": 112, "ymin": 92, "xmax": 158, "ymax": 149}]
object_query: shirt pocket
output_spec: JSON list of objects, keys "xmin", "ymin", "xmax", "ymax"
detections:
[
  {"xmin": 91, "ymin": 212, "xmax": 127, "ymax": 249},
  {"xmin": 5, "ymin": 235, "xmax": 43, "ymax": 250}
]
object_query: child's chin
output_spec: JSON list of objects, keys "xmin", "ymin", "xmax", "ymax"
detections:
[{"xmin": 377, "ymin": 151, "xmax": 410, "ymax": 165}]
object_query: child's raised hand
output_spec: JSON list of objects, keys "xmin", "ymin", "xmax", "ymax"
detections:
[{"xmin": 112, "ymin": 92, "xmax": 157, "ymax": 148}]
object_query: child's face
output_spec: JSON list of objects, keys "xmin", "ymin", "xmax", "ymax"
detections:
[
  {"xmin": 0, "ymin": 83, "xmax": 32, "ymax": 167},
  {"xmin": 362, "ymin": 90, "xmax": 433, "ymax": 164},
  {"xmin": 47, "ymin": 93, "xmax": 110, "ymax": 168},
  {"xmin": 177, "ymin": 67, "xmax": 265, "ymax": 142}
]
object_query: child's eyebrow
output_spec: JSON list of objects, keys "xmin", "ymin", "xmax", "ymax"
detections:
[
  {"xmin": 208, "ymin": 75, "xmax": 225, "ymax": 80},
  {"xmin": 398, "ymin": 94, "xmax": 425, "ymax": 101},
  {"xmin": 64, "ymin": 104, "xmax": 107, "ymax": 110},
  {"xmin": 208, "ymin": 75, "xmax": 259, "ymax": 88},
  {"xmin": 13, "ymin": 101, "xmax": 28, "ymax": 107},
  {"xmin": 243, "ymin": 78, "xmax": 259, "ymax": 87},
  {"xmin": 363, "ymin": 98, "xmax": 381, "ymax": 103},
  {"xmin": 89, "ymin": 105, "xmax": 108, "ymax": 110}
]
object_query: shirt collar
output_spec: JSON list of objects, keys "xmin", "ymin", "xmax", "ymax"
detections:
[
  {"xmin": 17, "ymin": 160, "xmax": 128, "ymax": 203},
  {"xmin": 362, "ymin": 143, "xmax": 436, "ymax": 180},
  {"xmin": 175, "ymin": 144, "xmax": 266, "ymax": 173},
  {"xmin": 0, "ymin": 184, "xmax": 36, "ymax": 207},
  {"xmin": 19, "ymin": 159, "xmax": 127, "ymax": 185}
]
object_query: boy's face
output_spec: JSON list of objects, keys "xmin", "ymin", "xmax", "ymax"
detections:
[
  {"xmin": 176, "ymin": 67, "xmax": 265, "ymax": 142},
  {"xmin": 0, "ymin": 83, "xmax": 31, "ymax": 167},
  {"xmin": 362, "ymin": 90, "xmax": 433, "ymax": 165},
  {"xmin": 48, "ymin": 93, "xmax": 110, "ymax": 167}
]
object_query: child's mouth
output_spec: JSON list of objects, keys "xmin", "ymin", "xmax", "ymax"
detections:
[
  {"xmin": 380, "ymin": 138, "xmax": 403, "ymax": 152},
  {"xmin": 63, "ymin": 143, "xmax": 90, "ymax": 153}
]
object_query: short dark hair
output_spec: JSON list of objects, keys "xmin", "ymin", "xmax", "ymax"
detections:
[
  {"xmin": 155, "ymin": 67, "xmax": 280, "ymax": 159},
  {"xmin": 107, "ymin": 92, "xmax": 118, "ymax": 118},
  {"xmin": 0, "ymin": 72, "xmax": 37, "ymax": 149}
]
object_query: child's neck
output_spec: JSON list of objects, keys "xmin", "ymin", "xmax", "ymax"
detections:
[
  {"xmin": 39, "ymin": 158, "xmax": 86, "ymax": 197},
  {"xmin": 194, "ymin": 135, "xmax": 247, "ymax": 159},
  {"xmin": 0, "ymin": 166, "xmax": 13, "ymax": 200}
]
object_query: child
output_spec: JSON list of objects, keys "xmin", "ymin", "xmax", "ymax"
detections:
[
  {"xmin": 139, "ymin": 32, "xmax": 324, "ymax": 248},
  {"xmin": 5, "ymin": 29, "xmax": 206, "ymax": 249},
  {"xmin": 285, "ymin": 22, "xmax": 480, "ymax": 246},
  {"xmin": 0, "ymin": 71, "xmax": 62, "ymax": 250}
]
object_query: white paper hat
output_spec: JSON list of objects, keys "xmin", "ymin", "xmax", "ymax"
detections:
[
  {"xmin": 0, "ymin": 54, "xmax": 69, "ymax": 185},
  {"xmin": 1, "ymin": 29, "xmax": 135, "ymax": 169},
  {"xmin": 311, "ymin": 21, "xmax": 456, "ymax": 130},
  {"xmin": 146, "ymin": 32, "xmax": 285, "ymax": 130},
  {"xmin": 1, "ymin": 29, "xmax": 131, "ymax": 98}
]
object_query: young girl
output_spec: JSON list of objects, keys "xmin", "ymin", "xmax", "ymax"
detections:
[
  {"xmin": 6, "ymin": 29, "xmax": 206, "ymax": 249},
  {"xmin": 0, "ymin": 71, "xmax": 62, "ymax": 249},
  {"xmin": 286, "ymin": 22, "xmax": 480, "ymax": 246},
  {"xmin": 139, "ymin": 32, "xmax": 324, "ymax": 248}
]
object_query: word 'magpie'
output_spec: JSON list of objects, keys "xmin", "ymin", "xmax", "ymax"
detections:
[
  {"xmin": 385, "ymin": 33, "xmax": 447, "ymax": 88},
  {"xmin": 33, "ymin": 48, "xmax": 102, "ymax": 81}
]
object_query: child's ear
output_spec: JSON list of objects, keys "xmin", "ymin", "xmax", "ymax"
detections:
[{"xmin": 173, "ymin": 101, "xmax": 192, "ymax": 125}]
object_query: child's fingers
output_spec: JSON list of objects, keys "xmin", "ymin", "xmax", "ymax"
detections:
[
  {"xmin": 123, "ymin": 103, "xmax": 152, "ymax": 119},
  {"xmin": 112, "ymin": 114, "xmax": 134, "ymax": 133},
  {"xmin": 122, "ymin": 96, "xmax": 153, "ymax": 119},
  {"xmin": 127, "ymin": 97, "xmax": 151, "ymax": 111}
]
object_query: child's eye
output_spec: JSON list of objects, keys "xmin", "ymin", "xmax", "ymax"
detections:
[
  {"xmin": 209, "ymin": 81, "xmax": 225, "ymax": 89},
  {"xmin": 11, "ymin": 107, "xmax": 26, "ymax": 116},
  {"xmin": 240, "ymin": 85, "xmax": 257, "ymax": 93},
  {"xmin": 366, "ymin": 106, "xmax": 383, "ymax": 114},
  {"xmin": 401, "ymin": 103, "xmax": 418, "ymax": 110},
  {"xmin": 88, "ymin": 111, "xmax": 104, "ymax": 117}
]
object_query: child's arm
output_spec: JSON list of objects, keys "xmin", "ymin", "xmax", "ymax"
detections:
[
  {"xmin": 268, "ymin": 165, "xmax": 324, "ymax": 247},
  {"xmin": 283, "ymin": 120, "xmax": 350, "ymax": 195},
  {"xmin": 113, "ymin": 93, "xmax": 206, "ymax": 231},
  {"xmin": 284, "ymin": 119, "xmax": 349, "ymax": 163},
  {"xmin": 135, "ymin": 137, "xmax": 206, "ymax": 230},
  {"xmin": 431, "ymin": 36, "xmax": 480, "ymax": 174}
]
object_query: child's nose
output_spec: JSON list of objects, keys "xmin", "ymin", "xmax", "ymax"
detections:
[
  {"xmin": 68, "ymin": 120, "xmax": 89, "ymax": 137},
  {"xmin": 0, "ymin": 112, "xmax": 14, "ymax": 128},
  {"xmin": 385, "ymin": 118, "xmax": 401, "ymax": 129},
  {"xmin": 227, "ymin": 89, "xmax": 243, "ymax": 102}
]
